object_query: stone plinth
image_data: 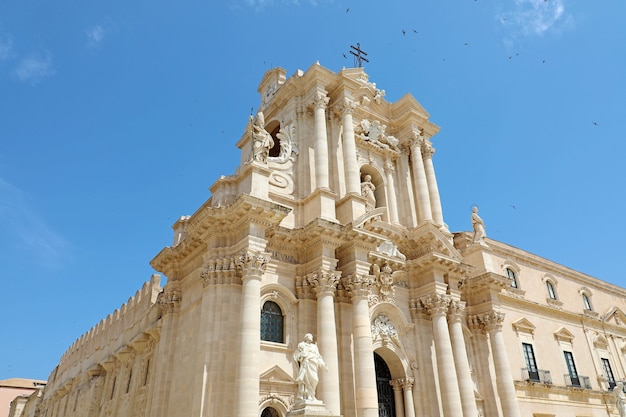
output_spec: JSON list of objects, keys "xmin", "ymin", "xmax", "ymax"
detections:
[{"xmin": 287, "ymin": 400, "xmax": 341, "ymax": 417}]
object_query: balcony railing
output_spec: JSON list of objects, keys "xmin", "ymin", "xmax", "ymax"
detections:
[
  {"xmin": 564, "ymin": 374, "xmax": 592, "ymax": 389},
  {"xmin": 522, "ymin": 368, "xmax": 552, "ymax": 384}
]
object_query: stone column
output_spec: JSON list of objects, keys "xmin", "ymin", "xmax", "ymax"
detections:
[
  {"xmin": 409, "ymin": 136, "xmax": 433, "ymax": 223},
  {"xmin": 346, "ymin": 275, "xmax": 378, "ymax": 417},
  {"xmin": 340, "ymin": 99, "xmax": 361, "ymax": 195},
  {"xmin": 384, "ymin": 160, "xmax": 399, "ymax": 224},
  {"xmin": 390, "ymin": 380, "xmax": 405, "ymax": 417},
  {"xmin": 448, "ymin": 302, "xmax": 478, "ymax": 417},
  {"xmin": 422, "ymin": 295, "xmax": 463, "ymax": 417},
  {"xmin": 313, "ymin": 92, "xmax": 330, "ymax": 190},
  {"xmin": 421, "ymin": 140, "xmax": 444, "ymax": 227},
  {"xmin": 483, "ymin": 311, "xmax": 520, "ymax": 417},
  {"xmin": 402, "ymin": 378, "xmax": 416, "ymax": 417},
  {"xmin": 307, "ymin": 270, "xmax": 341, "ymax": 415},
  {"xmin": 234, "ymin": 252, "xmax": 268, "ymax": 417}
]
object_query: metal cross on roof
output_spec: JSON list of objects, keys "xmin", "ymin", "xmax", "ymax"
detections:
[{"xmin": 349, "ymin": 43, "xmax": 369, "ymax": 68}]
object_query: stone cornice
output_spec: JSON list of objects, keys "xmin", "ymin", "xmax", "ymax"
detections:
[
  {"xmin": 500, "ymin": 290, "xmax": 626, "ymax": 336},
  {"xmin": 150, "ymin": 195, "xmax": 289, "ymax": 276},
  {"xmin": 459, "ymin": 271, "xmax": 509, "ymax": 295},
  {"xmin": 474, "ymin": 237, "xmax": 626, "ymax": 299}
]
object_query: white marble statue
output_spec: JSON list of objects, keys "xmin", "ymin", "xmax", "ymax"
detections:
[
  {"xmin": 615, "ymin": 382, "xmax": 626, "ymax": 417},
  {"xmin": 471, "ymin": 207, "xmax": 486, "ymax": 244},
  {"xmin": 361, "ymin": 175, "xmax": 376, "ymax": 211},
  {"xmin": 294, "ymin": 333, "xmax": 327, "ymax": 401},
  {"xmin": 251, "ymin": 111, "xmax": 273, "ymax": 164}
]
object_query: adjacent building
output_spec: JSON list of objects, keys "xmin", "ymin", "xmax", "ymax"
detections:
[{"xmin": 18, "ymin": 63, "xmax": 626, "ymax": 417}]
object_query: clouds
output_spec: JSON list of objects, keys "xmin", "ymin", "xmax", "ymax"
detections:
[
  {"xmin": 498, "ymin": 0, "xmax": 572, "ymax": 46},
  {"xmin": 0, "ymin": 36, "xmax": 13, "ymax": 62},
  {"xmin": 0, "ymin": 178, "xmax": 72, "ymax": 269},
  {"xmin": 13, "ymin": 53, "xmax": 55, "ymax": 84},
  {"xmin": 87, "ymin": 25, "xmax": 105, "ymax": 48}
]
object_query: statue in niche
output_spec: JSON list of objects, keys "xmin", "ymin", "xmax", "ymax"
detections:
[
  {"xmin": 471, "ymin": 206, "xmax": 487, "ymax": 244},
  {"xmin": 251, "ymin": 111, "xmax": 274, "ymax": 164},
  {"xmin": 615, "ymin": 382, "xmax": 626, "ymax": 417},
  {"xmin": 294, "ymin": 333, "xmax": 327, "ymax": 401},
  {"xmin": 361, "ymin": 174, "xmax": 376, "ymax": 211}
]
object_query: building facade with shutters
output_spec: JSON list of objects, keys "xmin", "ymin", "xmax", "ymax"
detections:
[{"xmin": 19, "ymin": 63, "xmax": 626, "ymax": 417}]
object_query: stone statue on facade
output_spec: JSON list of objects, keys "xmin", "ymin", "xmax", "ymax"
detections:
[
  {"xmin": 294, "ymin": 333, "xmax": 327, "ymax": 401},
  {"xmin": 251, "ymin": 111, "xmax": 273, "ymax": 164},
  {"xmin": 615, "ymin": 382, "xmax": 626, "ymax": 417},
  {"xmin": 361, "ymin": 175, "xmax": 376, "ymax": 211},
  {"xmin": 471, "ymin": 207, "xmax": 486, "ymax": 244}
]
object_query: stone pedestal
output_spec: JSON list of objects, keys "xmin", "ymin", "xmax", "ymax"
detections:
[{"xmin": 287, "ymin": 400, "xmax": 341, "ymax": 417}]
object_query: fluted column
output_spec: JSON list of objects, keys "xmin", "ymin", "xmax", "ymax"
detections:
[
  {"xmin": 409, "ymin": 134, "xmax": 433, "ymax": 223},
  {"xmin": 307, "ymin": 270, "xmax": 341, "ymax": 414},
  {"xmin": 422, "ymin": 295, "xmax": 463, "ymax": 417},
  {"xmin": 421, "ymin": 140, "xmax": 444, "ymax": 227},
  {"xmin": 448, "ymin": 302, "xmax": 478, "ymax": 417},
  {"xmin": 402, "ymin": 378, "xmax": 416, "ymax": 417},
  {"xmin": 384, "ymin": 160, "xmax": 399, "ymax": 224},
  {"xmin": 346, "ymin": 275, "xmax": 378, "ymax": 417},
  {"xmin": 313, "ymin": 92, "xmax": 330, "ymax": 190},
  {"xmin": 235, "ymin": 252, "xmax": 268, "ymax": 417},
  {"xmin": 340, "ymin": 99, "xmax": 361, "ymax": 195},
  {"xmin": 483, "ymin": 312, "xmax": 521, "ymax": 417},
  {"xmin": 390, "ymin": 380, "xmax": 405, "ymax": 417}
]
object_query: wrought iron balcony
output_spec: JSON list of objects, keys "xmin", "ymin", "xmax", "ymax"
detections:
[
  {"xmin": 564, "ymin": 374, "xmax": 592, "ymax": 389},
  {"xmin": 522, "ymin": 368, "xmax": 552, "ymax": 384}
]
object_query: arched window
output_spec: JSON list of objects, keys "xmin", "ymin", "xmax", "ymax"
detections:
[
  {"xmin": 261, "ymin": 407, "xmax": 281, "ymax": 417},
  {"xmin": 506, "ymin": 268, "xmax": 518, "ymax": 288},
  {"xmin": 546, "ymin": 281, "xmax": 557, "ymax": 300},
  {"xmin": 582, "ymin": 293, "xmax": 592, "ymax": 311},
  {"xmin": 261, "ymin": 301, "xmax": 284, "ymax": 343}
]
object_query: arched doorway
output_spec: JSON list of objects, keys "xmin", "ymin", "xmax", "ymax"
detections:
[
  {"xmin": 374, "ymin": 352, "xmax": 396, "ymax": 417},
  {"xmin": 260, "ymin": 406, "xmax": 281, "ymax": 417}
]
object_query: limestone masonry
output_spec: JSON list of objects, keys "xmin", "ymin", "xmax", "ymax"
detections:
[{"xmin": 16, "ymin": 63, "xmax": 626, "ymax": 417}]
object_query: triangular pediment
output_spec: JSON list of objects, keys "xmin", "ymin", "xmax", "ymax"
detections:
[
  {"xmin": 259, "ymin": 365, "xmax": 295, "ymax": 385},
  {"xmin": 512, "ymin": 318, "xmax": 536, "ymax": 335},
  {"xmin": 554, "ymin": 327, "xmax": 575, "ymax": 343},
  {"xmin": 601, "ymin": 306, "xmax": 626, "ymax": 326},
  {"xmin": 593, "ymin": 333, "xmax": 609, "ymax": 349}
]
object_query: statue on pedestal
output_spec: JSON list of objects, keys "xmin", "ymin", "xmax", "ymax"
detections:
[
  {"xmin": 614, "ymin": 382, "xmax": 626, "ymax": 417},
  {"xmin": 471, "ymin": 207, "xmax": 486, "ymax": 244},
  {"xmin": 293, "ymin": 333, "xmax": 327, "ymax": 401},
  {"xmin": 361, "ymin": 175, "xmax": 376, "ymax": 211}
]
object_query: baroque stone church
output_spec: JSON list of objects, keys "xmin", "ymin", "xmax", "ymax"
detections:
[{"xmin": 20, "ymin": 63, "xmax": 626, "ymax": 417}]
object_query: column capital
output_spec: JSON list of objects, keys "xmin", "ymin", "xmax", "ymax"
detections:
[
  {"xmin": 157, "ymin": 282, "xmax": 182, "ymax": 316},
  {"xmin": 200, "ymin": 257, "xmax": 240, "ymax": 287},
  {"xmin": 312, "ymin": 92, "xmax": 330, "ymax": 110},
  {"xmin": 469, "ymin": 311, "xmax": 505, "ymax": 332},
  {"xmin": 421, "ymin": 140, "xmax": 435, "ymax": 159},
  {"xmin": 447, "ymin": 300, "xmax": 466, "ymax": 322},
  {"xmin": 344, "ymin": 274, "xmax": 374, "ymax": 299},
  {"xmin": 401, "ymin": 377, "xmax": 415, "ymax": 390},
  {"xmin": 390, "ymin": 379, "xmax": 404, "ymax": 391},
  {"xmin": 482, "ymin": 311, "xmax": 505, "ymax": 331},
  {"xmin": 421, "ymin": 294, "xmax": 451, "ymax": 317},
  {"xmin": 307, "ymin": 269, "xmax": 341, "ymax": 297},
  {"xmin": 236, "ymin": 251, "xmax": 269, "ymax": 279},
  {"xmin": 335, "ymin": 98, "xmax": 356, "ymax": 115},
  {"xmin": 384, "ymin": 159, "xmax": 395, "ymax": 174}
]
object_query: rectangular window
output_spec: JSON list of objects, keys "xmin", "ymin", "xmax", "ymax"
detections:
[
  {"xmin": 602, "ymin": 358, "xmax": 616, "ymax": 389},
  {"xmin": 126, "ymin": 369, "xmax": 132, "ymax": 393},
  {"xmin": 564, "ymin": 351, "xmax": 580, "ymax": 387},
  {"xmin": 143, "ymin": 359, "xmax": 150, "ymax": 386},
  {"xmin": 522, "ymin": 343, "xmax": 540, "ymax": 381}
]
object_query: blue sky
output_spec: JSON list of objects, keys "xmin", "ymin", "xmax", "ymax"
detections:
[{"xmin": 1, "ymin": 0, "xmax": 624, "ymax": 381}]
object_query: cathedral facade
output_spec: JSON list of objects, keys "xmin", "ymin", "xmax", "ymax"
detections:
[{"xmin": 21, "ymin": 63, "xmax": 626, "ymax": 417}]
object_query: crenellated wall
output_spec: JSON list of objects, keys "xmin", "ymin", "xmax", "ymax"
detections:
[{"xmin": 45, "ymin": 274, "xmax": 162, "ymax": 397}]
